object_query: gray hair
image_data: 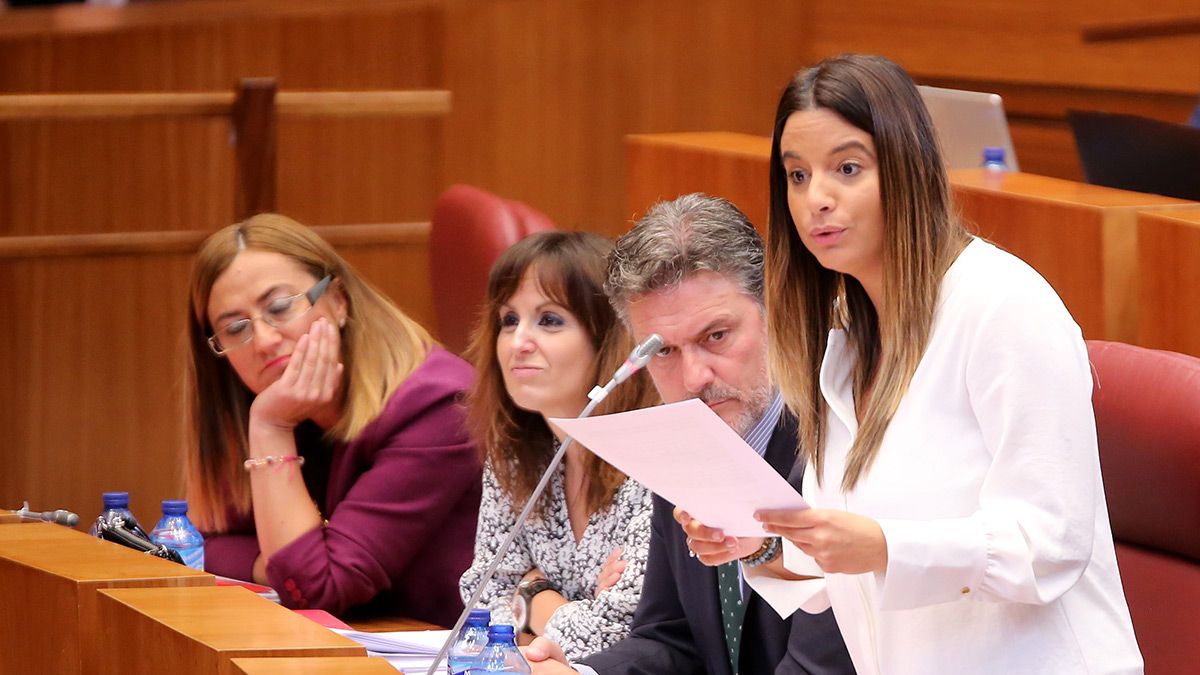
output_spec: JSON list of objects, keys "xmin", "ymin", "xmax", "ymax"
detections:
[{"xmin": 605, "ymin": 192, "xmax": 765, "ymax": 322}]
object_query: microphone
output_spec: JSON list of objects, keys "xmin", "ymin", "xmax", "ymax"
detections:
[
  {"xmin": 425, "ymin": 334, "xmax": 663, "ymax": 675},
  {"xmin": 95, "ymin": 515, "xmax": 185, "ymax": 565},
  {"xmin": 10, "ymin": 502, "xmax": 80, "ymax": 527},
  {"xmin": 602, "ymin": 333, "xmax": 664, "ymax": 391}
]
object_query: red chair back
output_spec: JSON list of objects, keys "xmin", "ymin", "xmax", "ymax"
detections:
[
  {"xmin": 1087, "ymin": 340, "xmax": 1200, "ymax": 674},
  {"xmin": 429, "ymin": 184, "xmax": 555, "ymax": 355}
]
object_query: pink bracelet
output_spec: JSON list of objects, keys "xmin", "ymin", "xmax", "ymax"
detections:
[{"xmin": 243, "ymin": 455, "xmax": 306, "ymax": 471}]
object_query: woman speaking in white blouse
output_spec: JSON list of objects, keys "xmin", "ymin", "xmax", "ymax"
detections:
[{"xmin": 679, "ymin": 54, "xmax": 1143, "ymax": 674}]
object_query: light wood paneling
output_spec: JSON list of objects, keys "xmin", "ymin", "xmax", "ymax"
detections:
[
  {"xmin": 1136, "ymin": 207, "xmax": 1200, "ymax": 357},
  {"xmin": 0, "ymin": 0, "xmax": 446, "ymax": 236},
  {"xmin": 797, "ymin": 0, "xmax": 1200, "ymax": 94},
  {"xmin": 443, "ymin": 0, "xmax": 1199, "ymax": 235},
  {"xmin": 626, "ymin": 132, "xmax": 771, "ymax": 233},
  {"xmin": 95, "ymin": 586, "xmax": 364, "ymax": 675},
  {"xmin": 0, "ymin": 523, "xmax": 212, "ymax": 675},
  {"xmin": 0, "ymin": 224, "xmax": 432, "ymax": 533},
  {"xmin": 443, "ymin": 0, "xmax": 807, "ymax": 238},
  {"xmin": 951, "ymin": 169, "xmax": 1194, "ymax": 342},
  {"xmin": 1, "ymin": 0, "xmax": 1196, "ymax": 236}
]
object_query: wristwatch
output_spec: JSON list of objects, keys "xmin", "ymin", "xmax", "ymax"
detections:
[{"xmin": 512, "ymin": 578, "xmax": 562, "ymax": 635}]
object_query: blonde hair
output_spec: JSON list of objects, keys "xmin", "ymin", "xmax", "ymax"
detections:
[
  {"xmin": 766, "ymin": 55, "xmax": 970, "ymax": 491},
  {"xmin": 184, "ymin": 213, "xmax": 433, "ymax": 530}
]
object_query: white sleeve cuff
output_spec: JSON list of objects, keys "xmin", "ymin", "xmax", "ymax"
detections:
[
  {"xmin": 743, "ymin": 539, "xmax": 830, "ymax": 618},
  {"xmin": 875, "ymin": 516, "xmax": 987, "ymax": 610},
  {"xmin": 573, "ymin": 665, "xmax": 599, "ymax": 675}
]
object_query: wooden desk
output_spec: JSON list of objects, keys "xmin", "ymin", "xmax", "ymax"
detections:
[
  {"xmin": 626, "ymin": 132, "xmax": 771, "ymax": 232},
  {"xmin": 1134, "ymin": 207, "xmax": 1200, "ymax": 357},
  {"xmin": 95, "ymin": 585, "xmax": 366, "ymax": 675},
  {"xmin": 0, "ymin": 522, "xmax": 213, "ymax": 675},
  {"xmin": 231, "ymin": 657, "xmax": 401, "ymax": 674},
  {"xmin": 949, "ymin": 169, "xmax": 1194, "ymax": 343}
]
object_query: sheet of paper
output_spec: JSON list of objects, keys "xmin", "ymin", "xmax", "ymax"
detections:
[
  {"xmin": 331, "ymin": 628, "xmax": 450, "ymax": 655},
  {"xmin": 550, "ymin": 399, "xmax": 808, "ymax": 536},
  {"xmin": 332, "ymin": 628, "xmax": 452, "ymax": 671}
]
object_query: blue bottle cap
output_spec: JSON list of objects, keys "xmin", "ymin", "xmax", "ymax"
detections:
[
  {"xmin": 102, "ymin": 492, "xmax": 130, "ymax": 508},
  {"xmin": 467, "ymin": 608, "xmax": 491, "ymax": 626},
  {"xmin": 983, "ymin": 147, "xmax": 1005, "ymax": 162},
  {"xmin": 161, "ymin": 499, "xmax": 189, "ymax": 515},
  {"xmin": 487, "ymin": 624, "xmax": 515, "ymax": 640}
]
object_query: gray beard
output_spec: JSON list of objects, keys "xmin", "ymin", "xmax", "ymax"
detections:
[{"xmin": 697, "ymin": 376, "xmax": 772, "ymax": 437}]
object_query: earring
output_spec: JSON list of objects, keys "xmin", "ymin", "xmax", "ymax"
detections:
[{"xmin": 338, "ymin": 316, "xmax": 347, "ymax": 328}]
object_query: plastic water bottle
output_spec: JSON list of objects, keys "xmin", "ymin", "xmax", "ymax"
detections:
[
  {"xmin": 447, "ymin": 608, "xmax": 491, "ymax": 675},
  {"xmin": 88, "ymin": 491, "xmax": 150, "ymax": 539},
  {"xmin": 149, "ymin": 500, "xmax": 205, "ymax": 571},
  {"xmin": 470, "ymin": 624, "xmax": 531, "ymax": 674},
  {"xmin": 981, "ymin": 146, "xmax": 1009, "ymax": 172}
]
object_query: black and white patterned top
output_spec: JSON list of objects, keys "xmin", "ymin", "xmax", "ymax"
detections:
[{"xmin": 459, "ymin": 460, "xmax": 653, "ymax": 660}]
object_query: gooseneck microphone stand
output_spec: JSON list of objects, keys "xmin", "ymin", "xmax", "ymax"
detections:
[{"xmin": 425, "ymin": 334, "xmax": 664, "ymax": 675}]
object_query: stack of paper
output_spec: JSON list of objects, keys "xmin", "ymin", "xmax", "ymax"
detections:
[{"xmin": 333, "ymin": 628, "xmax": 452, "ymax": 672}]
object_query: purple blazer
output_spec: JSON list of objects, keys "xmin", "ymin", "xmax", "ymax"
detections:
[{"xmin": 204, "ymin": 347, "xmax": 482, "ymax": 626}]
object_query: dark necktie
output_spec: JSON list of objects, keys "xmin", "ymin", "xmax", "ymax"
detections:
[{"xmin": 718, "ymin": 561, "xmax": 747, "ymax": 673}]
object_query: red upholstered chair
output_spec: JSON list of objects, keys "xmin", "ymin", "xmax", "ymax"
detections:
[
  {"xmin": 1087, "ymin": 340, "xmax": 1200, "ymax": 674},
  {"xmin": 429, "ymin": 184, "xmax": 556, "ymax": 355}
]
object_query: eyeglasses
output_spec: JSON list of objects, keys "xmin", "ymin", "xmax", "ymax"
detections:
[{"xmin": 207, "ymin": 274, "xmax": 333, "ymax": 356}]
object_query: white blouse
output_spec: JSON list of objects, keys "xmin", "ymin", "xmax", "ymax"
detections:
[{"xmin": 748, "ymin": 240, "xmax": 1142, "ymax": 674}]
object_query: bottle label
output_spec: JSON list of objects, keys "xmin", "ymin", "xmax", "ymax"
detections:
[
  {"xmin": 178, "ymin": 545, "xmax": 205, "ymax": 571},
  {"xmin": 151, "ymin": 523, "xmax": 206, "ymax": 571}
]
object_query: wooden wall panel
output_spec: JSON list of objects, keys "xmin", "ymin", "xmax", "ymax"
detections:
[
  {"xmin": 798, "ymin": 0, "xmax": 1200, "ymax": 94},
  {"xmin": 0, "ymin": 251, "xmax": 195, "ymax": 524},
  {"xmin": 0, "ymin": 118, "xmax": 233, "ymax": 236},
  {"xmin": 442, "ymin": 0, "xmax": 807, "ymax": 237},
  {"xmin": 0, "ymin": 224, "xmax": 432, "ymax": 530},
  {"xmin": 442, "ymin": 0, "xmax": 1198, "ymax": 235},
  {"xmin": 1008, "ymin": 120, "xmax": 1083, "ymax": 183},
  {"xmin": 0, "ymin": 0, "xmax": 445, "ymax": 236},
  {"xmin": 2, "ymin": 0, "xmax": 1195, "ymax": 236},
  {"xmin": 625, "ymin": 132, "xmax": 771, "ymax": 232}
]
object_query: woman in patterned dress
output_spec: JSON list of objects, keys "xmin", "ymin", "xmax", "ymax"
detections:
[{"xmin": 459, "ymin": 231, "xmax": 659, "ymax": 660}]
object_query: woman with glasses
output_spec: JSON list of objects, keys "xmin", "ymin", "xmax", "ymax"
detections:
[
  {"xmin": 184, "ymin": 213, "xmax": 481, "ymax": 625},
  {"xmin": 458, "ymin": 232, "xmax": 658, "ymax": 660}
]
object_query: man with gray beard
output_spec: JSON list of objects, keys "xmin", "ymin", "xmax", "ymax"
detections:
[{"xmin": 524, "ymin": 193, "xmax": 852, "ymax": 675}]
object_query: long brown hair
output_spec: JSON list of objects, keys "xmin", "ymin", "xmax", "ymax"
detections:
[
  {"xmin": 184, "ymin": 213, "xmax": 434, "ymax": 530},
  {"xmin": 465, "ymin": 231, "xmax": 658, "ymax": 515},
  {"xmin": 765, "ymin": 54, "xmax": 970, "ymax": 491}
]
